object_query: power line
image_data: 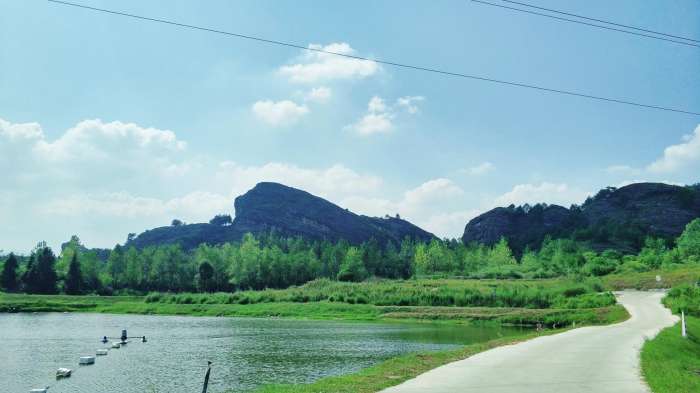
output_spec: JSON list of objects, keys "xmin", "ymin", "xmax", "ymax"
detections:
[
  {"xmin": 471, "ymin": 0, "xmax": 700, "ymax": 48},
  {"xmin": 47, "ymin": 0, "xmax": 700, "ymax": 116},
  {"xmin": 499, "ymin": 0, "xmax": 700, "ymax": 43}
]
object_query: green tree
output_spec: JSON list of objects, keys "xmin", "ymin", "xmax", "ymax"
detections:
[
  {"xmin": 64, "ymin": 253, "xmax": 84, "ymax": 295},
  {"xmin": 677, "ymin": 218, "xmax": 700, "ymax": 261},
  {"xmin": 487, "ymin": 238, "xmax": 517, "ymax": 266},
  {"xmin": 198, "ymin": 261, "xmax": 214, "ymax": 292},
  {"xmin": 106, "ymin": 245, "xmax": 126, "ymax": 289},
  {"xmin": 24, "ymin": 246, "xmax": 58, "ymax": 294},
  {"xmin": 1, "ymin": 253, "xmax": 20, "ymax": 292},
  {"xmin": 337, "ymin": 247, "xmax": 368, "ymax": 282}
]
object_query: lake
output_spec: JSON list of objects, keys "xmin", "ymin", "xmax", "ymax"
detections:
[{"xmin": 1, "ymin": 313, "xmax": 521, "ymax": 392}]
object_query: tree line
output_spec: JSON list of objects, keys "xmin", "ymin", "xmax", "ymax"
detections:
[{"xmin": 2, "ymin": 219, "xmax": 700, "ymax": 295}]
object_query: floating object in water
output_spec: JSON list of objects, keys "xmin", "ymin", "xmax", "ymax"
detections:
[
  {"xmin": 30, "ymin": 388, "xmax": 48, "ymax": 393},
  {"xmin": 96, "ymin": 349, "xmax": 109, "ymax": 356},
  {"xmin": 111, "ymin": 342, "xmax": 121, "ymax": 349},
  {"xmin": 120, "ymin": 340, "xmax": 129, "ymax": 345},
  {"xmin": 142, "ymin": 336, "xmax": 147, "ymax": 343},
  {"xmin": 101, "ymin": 336, "xmax": 108, "ymax": 344},
  {"xmin": 79, "ymin": 356, "xmax": 95, "ymax": 365},
  {"xmin": 56, "ymin": 367, "xmax": 72, "ymax": 378}
]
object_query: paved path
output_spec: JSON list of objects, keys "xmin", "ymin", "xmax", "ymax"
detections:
[{"xmin": 381, "ymin": 291, "xmax": 678, "ymax": 393}]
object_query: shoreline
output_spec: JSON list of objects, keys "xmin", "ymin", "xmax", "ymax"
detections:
[{"xmin": 0, "ymin": 292, "xmax": 629, "ymax": 327}]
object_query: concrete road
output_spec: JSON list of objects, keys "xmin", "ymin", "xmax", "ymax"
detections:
[{"xmin": 381, "ymin": 291, "xmax": 678, "ymax": 393}]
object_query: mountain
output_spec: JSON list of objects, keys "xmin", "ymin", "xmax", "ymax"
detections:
[
  {"xmin": 126, "ymin": 182, "xmax": 435, "ymax": 249},
  {"xmin": 462, "ymin": 182, "xmax": 700, "ymax": 254}
]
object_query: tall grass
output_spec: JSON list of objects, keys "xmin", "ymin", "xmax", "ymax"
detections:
[{"xmin": 145, "ymin": 277, "xmax": 614, "ymax": 309}]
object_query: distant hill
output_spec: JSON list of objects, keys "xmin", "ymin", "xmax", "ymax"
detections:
[
  {"xmin": 462, "ymin": 182, "xmax": 700, "ymax": 254},
  {"xmin": 126, "ymin": 182, "xmax": 435, "ymax": 249}
]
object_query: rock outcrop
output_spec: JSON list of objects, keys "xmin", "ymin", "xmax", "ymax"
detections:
[
  {"xmin": 462, "ymin": 182, "xmax": 700, "ymax": 253},
  {"xmin": 126, "ymin": 182, "xmax": 435, "ymax": 249}
]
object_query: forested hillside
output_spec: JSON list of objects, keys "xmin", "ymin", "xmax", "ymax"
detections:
[{"xmin": 463, "ymin": 182, "xmax": 700, "ymax": 254}]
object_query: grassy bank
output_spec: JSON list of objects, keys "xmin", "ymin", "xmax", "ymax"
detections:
[
  {"xmin": 601, "ymin": 265, "xmax": 700, "ymax": 290},
  {"xmin": 641, "ymin": 282, "xmax": 700, "ymax": 393},
  {"xmin": 145, "ymin": 277, "xmax": 617, "ymax": 309},
  {"xmin": 0, "ymin": 291, "xmax": 627, "ymax": 326},
  {"xmin": 641, "ymin": 316, "xmax": 700, "ymax": 393}
]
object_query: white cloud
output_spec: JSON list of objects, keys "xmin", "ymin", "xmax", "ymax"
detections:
[
  {"xmin": 41, "ymin": 191, "xmax": 230, "ymax": 220},
  {"xmin": 304, "ymin": 86, "xmax": 332, "ymax": 103},
  {"xmin": 0, "ymin": 118, "xmax": 44, "ymax": 141},
  {"xmin": 346, "ymin": 95, "xmax": 425, "ymax": 136},
  {"xmin": 215, "ymin": 162, "xmax": 383, "ymax": 203},
  {"xmin": 340, "ymin": 178, "xmax": 466, "ymax": 238},
  {"xmin": 467, "ymin": 162, "xmax": 495, "ymax": 175},
  {"xmin": 251, "ymin": 100, "xmax": 309, "ymax": 126},
  {"xmin": 647, "ymin": 124, "xmax": 700, "ymax": 173},
  {"xmin": 34, "ymin": 119, "xmax": 186, "ymax": 162},
  {"xmin": 396, "ymin": 96, "xmax": 425, "ymax": 114},
  {"xmin": 368, "ymin": 96, "xmax": 387, "ymax": 113},
  {"xmin": 422, "ymin": 210, "xmax": 480, "ymax": 239},
  {"xmin": 352, "ymin": 113, "xmax": 394, "ymax": 135},
  {"xmin": 400, "ymin": 178, "xmax": 464, "ymax": 211},
  {"xmin": 494, "ymin": 182, "xmax": 591, "ymax": 207},
  {"xmin": 278, "ymin": 42, "xmax": 379, "ymax": 83}
]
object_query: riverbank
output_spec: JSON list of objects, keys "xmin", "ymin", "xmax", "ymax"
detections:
[{"xmin": 0, "ymin": 292, "xmax": 627, "ymax": 326}]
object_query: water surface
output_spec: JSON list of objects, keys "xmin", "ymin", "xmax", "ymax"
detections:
[{"xmin": 1, "ymin": 312, "xmax": 520, "ymax": 392}]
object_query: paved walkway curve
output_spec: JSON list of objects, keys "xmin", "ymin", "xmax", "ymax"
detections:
[{"xmin": 381, "ymin": 291, "xmax": 678, "ymax": 393}]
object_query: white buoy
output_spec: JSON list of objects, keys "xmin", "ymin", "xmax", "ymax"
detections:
[
  {"xmin": 56, "ymin": 367, "xmax": 72, "ymax": 378},
  {"xmin": 30, "ymin": 389, "xmax": 48, "ymax": 393},
  {"xmin": 111, "ymin": 342, "xmax": 121, "ymax": 349},
  {"xmin": 96, "ymin": 349, "xmax": 109, "ymax": 356},
  {"xmin": 79, "ymin": 356, "xmax": 95, "ymax": 365}
]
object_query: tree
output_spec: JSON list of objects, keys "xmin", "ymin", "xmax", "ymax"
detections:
[
  {"xmin": 677, "ymin": 219, "xmax": 700, "ymax": 261},
  {"xmin": 171, "ymin": 219, "xmax": 184, "ymax": 226},
  {"xmin": 337, "ymin": 247, "xmax": 368, "ymax": 282},
  {"xmin": 64, "ymin": 253, "xmax": 84, "ymax": 295},
  {"xmin": 24, "ymin": 246, "xmax": 58, "ymax": 294},
  {"xmin": 488, "ymin": 238, "xmax": 517, "ymax": 266},
  {"xmin": 1, "ymin": 253, "xmax": 20, "ymax": 292},
  {"xmin": 209, "ymin": 214, "xmax": 233, "ymax": 226},
  {"xmin": 198, "ymin": 261, "xmax": 214, "ymax": 292},
  {"xmin": 106, "ymin": 245, "xmax": 126, "ymax": 289}
]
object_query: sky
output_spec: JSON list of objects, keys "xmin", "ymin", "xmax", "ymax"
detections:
[{"xmin": 1, "ymin": 0, "xmax": 699, "ymax": 253}]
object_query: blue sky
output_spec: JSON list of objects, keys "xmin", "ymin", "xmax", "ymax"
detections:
[{"xmin": 1, "ymin": 0, "xmax": 699, "ymax": 252}]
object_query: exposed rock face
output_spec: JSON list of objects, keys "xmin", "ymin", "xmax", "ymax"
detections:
[
  {"xmin": 462, "ymin": 182, "xmax": 700, "ymax": 253},
  {"xmin": 580, "ymin": 182, "xmax": 700, "ymax": 238},
  {"xmin": 127, "ymin": 182, "xmax": 435, "ymax": 249},
  {"xmin": 233, "ymin": 182, "xmax": 434, "ymax": 244},
  {"xmin": 462, "ymin": 204, "xmax": 575, "ymax": 253}
]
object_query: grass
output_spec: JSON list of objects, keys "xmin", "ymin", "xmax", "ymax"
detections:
[
  {"xmin": 641, "ymin": 279, "xmax": 700, "ymax": 393},
  {"xmin": 641, "ymin": 316, "xmax": 700, "ymax": 393},
  {"xmin": 145, "ymin": 276, "xmax": 616, "ymax": 309},
  {"xmin": 0, "ymin": 291, "xmax": 628, "ymax": 326},
  {"xmin": 602, "ymin": 265, "xmax": 700, "ymax": 290},
  {"xmin": 254, "ymin": 329, "xmax": 561, "ymax": 393}
]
